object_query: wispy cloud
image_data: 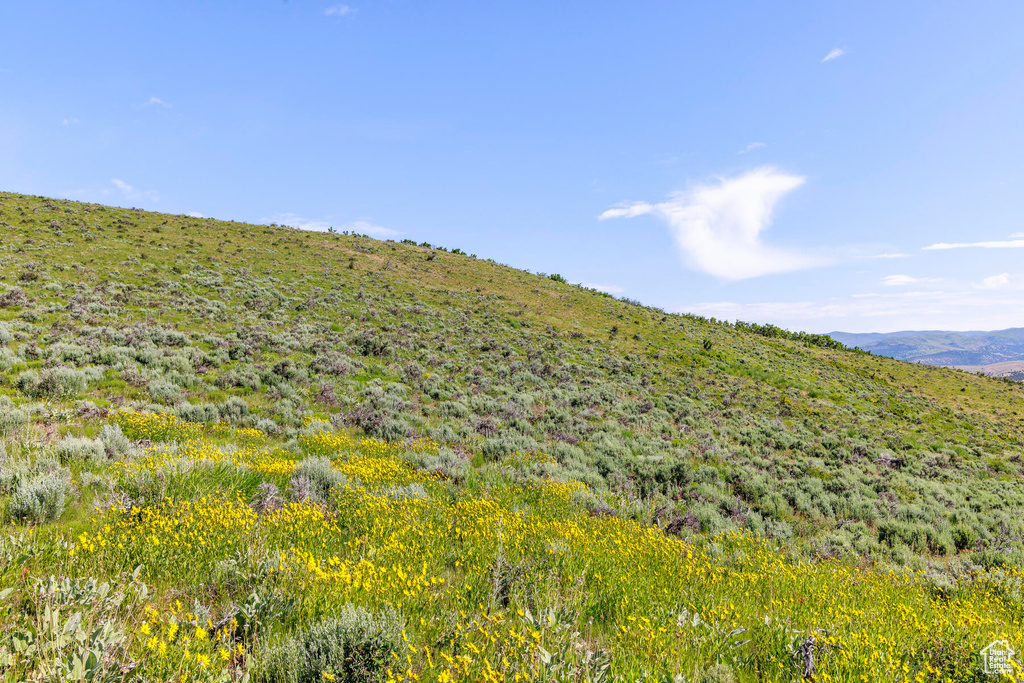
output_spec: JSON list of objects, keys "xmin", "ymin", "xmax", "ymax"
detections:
[
  {"xmin": 344, "ymin": 219, "xmax": 399, "ymax": 238},
  {"xmin": 822, "ymin": 48, "xmax": 846, "ymax": 63},
  {"xmin": 881, "ymin": 274, "xmax": 920, "ymax": 286},
  {"xmin": 62, "ymin": 117, "xmax": 79, "ymax": 126},
  {"xmin": 873, "ymin": 252, "xmax": 909, "ymax": 259},
  {"xmin": 599, "ymin": 167, "xmax": 826, "ymax": 280},
  {"xmin": 979, "ymin": 273, "xmax": 1011, "ymax": 289},
  {"xmin": 266, "ymin": 213, "xmax": 331, "ymax": 231},
  {"xmin": 600, "ymin": 203, "xmax": 656, "ymax": 220},
  {"xmin": 679, "ymin": 287, "xmax": 1024, "ymax": 333},
  {"xmin": 579, "ymin": 281, "xmax": 624, "ymax": 294},
  {"xmin": 186, "ymin": 211, "xmax": 204, "ymax": 218},
  {"xmin": 143, "ymin": 96, "xmax": 171, "ymax": 108},
  {"xmin": 739, "ymin": 142, "xmax": 765, "ymax": 154},
  {"xmin": 325, "ymin": 4, "xmax": 355, "ymax": 16},
  {"xmin": 265, "ymin": 214, "xmax": 399, "ymax": 238},
  {"xmin": 975, "ymin": 273, "xmax": 1024, "ymax": 290},
  {"xmin": 111, "ymin": 178, "xmax": 159, "ymax": 203},
  {"xmin": 924, "ymin": 239, "xmax": 1024, "ymax": 250},
  {"xmin": 880, "ymin": 274, "xmax": 941, "ymax": 287}
]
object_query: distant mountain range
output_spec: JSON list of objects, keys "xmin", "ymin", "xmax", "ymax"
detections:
[{"xmin": 829, "ymin": 327, "xmax": 1024, "ymax": 377}]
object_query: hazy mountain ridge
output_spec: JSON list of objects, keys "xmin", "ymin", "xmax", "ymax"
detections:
[{"xmin": 830, "ymin": 327, "xmax": 1024, "ymax": 369}]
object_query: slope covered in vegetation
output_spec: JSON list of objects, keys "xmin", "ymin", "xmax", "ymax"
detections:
[{"xmin": 1, "ymin": 191, "xmax": 1023, "ymax": 681}]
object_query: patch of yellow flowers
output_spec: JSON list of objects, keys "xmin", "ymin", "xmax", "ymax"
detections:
[
  {"xmin": 61, "ymin": 416, "xmax": 1024, "ymax": 681},
  {"xmin": 116, "ymin": 409, "xmax": 207, "ymax": 441},
  {"xmin": 133, "ymin": 602, "xmax": 246, "ymax": 682}
]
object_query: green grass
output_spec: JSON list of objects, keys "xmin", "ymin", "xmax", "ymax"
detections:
[{"xmin": 0, "ymin": 191, "xmax": 1023, "ymax": 680}]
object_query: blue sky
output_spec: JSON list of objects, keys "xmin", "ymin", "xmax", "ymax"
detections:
[{"xmin": 3, "ymin": 1, "xmax": 1024, "ymax": 333}]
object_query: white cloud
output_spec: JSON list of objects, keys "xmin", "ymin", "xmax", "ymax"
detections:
[
  {"xmin": 579, "ymin": 281, "xmax": 624, "ymax": 294},
  {"xmin": 266, "ymin": 213, "xmax": 331, "ymax": 231},
  {"xmin": 979, "ymin": 273, "xmax": 1010, "ymax": 289},
  {"xmin": 62, "ymin": 117, "xmax": 79, "ymax": 126},
  {"xmin": 873, "ymin": 252, "xmax": 909, "ymax": 259},
  {"xmin": 880, "ymin": 274, "xmax": 940, "ymax": 287},
  {"xmin": 739, "ymin": 142, "xmax": 765, "ymax": 154},
  {"xmin": 186, "ymin": 211, "xmax": 204, "ymax": 218},
  {"xmin": 55, "ymin": 188, "xmax": 91, "ymax": 201},
  {"xmin": 678, "ymin": 287, "xmax": 1024, "ymax": 333},
  {"xmin": 344, "ymin": 219, "xmax": 399, "ymax": 238},
  {"xmin": 599, "ymin": 202, "xmax": 656, "ymax": 220},
  {"xmin": 822, "ymin": 48, "xmax": 846, "ymax": 63},
  {"xmin": 924, "ymin": 239, "xmax": 1024, "ymax": 250},
  {"xmin": 144, "ymin": 96, "xmax": 171, "ymax": 108},
  {"xmin": 880, "ymin": 274, "xmax": 920, "ymax": 286},
  {"xmin": 975, "ymin": 273, "xmax": 1024, "ymax": 290},
  {"xmin": 111, "ymin": 178, "xmax": 159, "ymax": 203},
  {"xmin": 265, "ymin": 214, "xmax": 399, "ymax": 238},
  {"xmin": 325, "ymin": 4, "xmax": 355, "ymax": 16},
  {"xmin": 599, "ymin": 167, "xmax": 825, "ymax": 280}
]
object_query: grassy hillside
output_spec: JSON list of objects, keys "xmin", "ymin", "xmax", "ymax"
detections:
[{"xmin": 1, "ymin": 191, "xmax": 1023, "ymax": 681}]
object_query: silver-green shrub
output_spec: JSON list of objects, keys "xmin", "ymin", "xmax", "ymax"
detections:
[
  {"xmin": 256, "ymin": 604, "xmax": 403, "ymax": 683},
  {"xmin": 256, "ymin": 418, "xmax": 279, "ymax": 434},
  {"xmin": 9, "ymin": 472, "xmax": 70, "ymax": 523},
  {"xmin": 0, "ymin": 396, "xmax": 29, "ymax": 436},
  {"xmin": 147, "ymin": 379, "xmax": 181, "ymax": 405},
  {"xmin": 700, "ymin": 664, "xmax": 737, "ymax": 683},
  {"xmin": 57, "ymin": 436, "xmax": 106, "ymax": 465},
  {"xmin": 16, "ymin": 367, "xmax": 92, "ymax": 399},
  {"xmin": 172, "ymin": 402, "xmax": 219, "ymax": 423},
  {"xmin": 385, "ymin": 482, "xmax": 430, "ymax": 502},
  {"xmin": 292, "ymin": 457, "xmax": 348, "ymax": 504},
  {"xmin": 407, "ymin": 448, "xmax": 469, "ymax": 481},
  {"xmin": 99, "ymin": 424, "xmax": 131, "ymax": 458},
  {"xmin": 0, "ymin": 468, "xmax": 16, "ymax": 495},
  {"xmin": 218, "ymin": 396, "xmax": 249, "ymax": 423}
]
